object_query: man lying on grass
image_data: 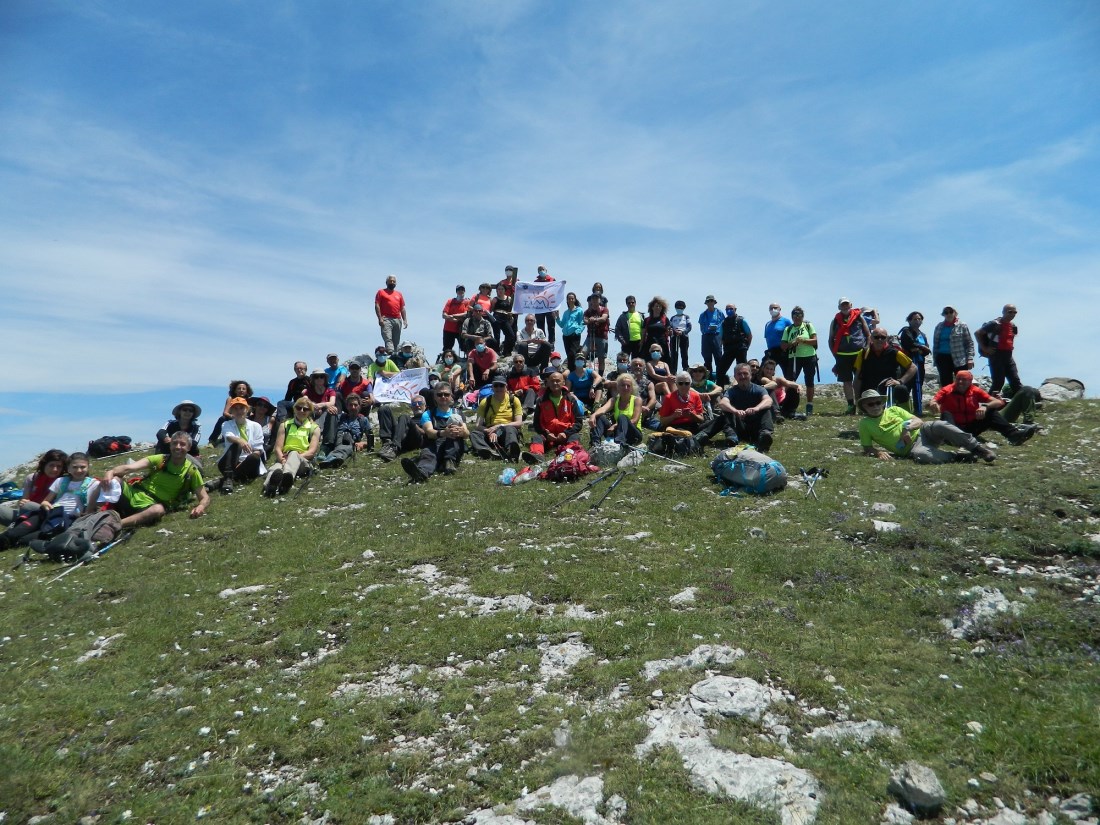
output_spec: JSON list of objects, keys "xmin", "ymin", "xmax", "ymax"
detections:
[
  {"xmin": 857, "ymin": 389, "xmax": 996, "ymax": 464},
  {"xmin": 103, "ymin": 432, "xmax": 209, "ymax": 528}
]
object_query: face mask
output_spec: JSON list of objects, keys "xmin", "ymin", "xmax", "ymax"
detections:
[
  {"xmin": 575, "ymin": 359, "xmax": 586, "ymax": 368},
  {"xmin": 376, "ymin": 356, "xmax": 387, "ymax": 364},
  {"xmin": 726, "ymin": 309, "xmax": 736, "ymax": 317},
  {"xmin": 650, "ymin": 352, "xmax": 661, "ymax": 361},
  {"xmin": 444, "ymin": 357, "xmax": 454, "ymax": 365},
  {"xmin": 456, "ymin": 292, "xmax": 464, "ymax": 299},
  {"xmin": 428, "ymin": 378, "xmax": 438, "ymax": 387},
  {"xmin": 476, "ymin": 344, "xmax": 486, "ymax": 353},
  {"xmin": 770, "ymin": 309, "xmax": 780, "ymax": 318},
  {"xmin": 617, "ymin": 362, "xmax": 628, "ymax": 371},
  {"xmin": 551, "ymin": 358, "xmax": 562, "ymax": 367}
]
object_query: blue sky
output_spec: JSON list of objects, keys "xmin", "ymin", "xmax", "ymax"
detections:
[{"xmin": 1, "ymin": 1, "xmax": 1097, "ymax": 471}]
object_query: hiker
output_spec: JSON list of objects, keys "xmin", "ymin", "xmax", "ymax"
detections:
[
  {"xmin": 324, "ymin": 353, "xmax": 349, "ymax": 389},
  {"xmin": 377, "ymin": 393, "xmax": 429, "ymax": 463},
  {"xmin": 928, "ymin": 371, "xmax": 1038, "ymax": 446},
  {"xmin": 669, "ymin": 300, "xmax": 692, "ymax": 372},
  {"xmin": 401, "ymin": 382, "xmax": 469, "ymax": 482},
  {"xmin": 375, "ymin": 273, "xmax": 408, "ymax": 352},
  {"xmin": 467, "ymin": 335, "xmax": 499, "ymax": 389},
  {"xmin": 976, "ymin": 303, "xmax": 1023, "ymax": 396},
  {"xmin": 756, "ymin": 359, "xmax": 802, "ymax": 421},
  {"xmin": 565, "ymin": 350, "xmax": 605, "ymax": 411},
  {"xmin": 529, "ymin": 371, "xmax": 583, "ymax": 457},
  {"xmin": 589, "ymin": 373, "xmax": 644, "ymax": 448},
  {"xmin": 858, "ymin": 389, "xmax": 995, "ymax": 464},
  {"xmin": 493, "ymin": 267, "xmax": 518, "ymax": 355},
  {"xmin": 642, "ymin": 296, "xmax": 672, "ymax": 364},
  {"xmin": 156, "ymin": 401, "xmax": 203, "ymax": 466},
  {"xmin": 304, "ymin": 368, "xmax": 341, "ymax": 451},
  {"xmin": 208, "ymin": 380, "xmax": 254, "ymax": 445},
  {"xmin": 337, "ymin": 361, "xmax": 373, "ymax": 401},
  {"xmin": 645, "ymin": 342, "xmax": 675, "ymax": 397},
  {"xmin": 711, "ymin": 363, "xmax": 775, "ymax": 452},
  {"xmin": 516, "ymin": 312, "xmax": 552, "ymax": 370},
  {"xmin": 897, "ymin": 312, "xmax": 931, "ymax": 414},
  {"xmin": 435, "ymin": 350, "xmax": 466, "ymax": 396},
  {"xmin": 852, "ymin": 327, "xmax": 918, "ymax": 408},
  {"xmin": 461, "ymin": 304, "xmax": 496, "ymax": 355},
  {"xmin": 210, "ymin": 397, "xmax": 266, "ymax": 493},
  {"xmin": 931, "ymin": 306, "xmax": 975, "ymax": 387},
  {"xmin": 0, "ymin": 452, "xmax": 96, "ymax": 549},
  {"xmin": 657, "ymin": 371, "xmax": 707, "ymax": 436},
  {"xmin": 248, "ymin": 396, "xmax": 278, "ymax": 454},
  {"xmin": 613, "ymin": 295, "xmax": 645, "ymax": 359},
  {"xmin": 0, "ymin": 448, "xmax": 66, "ymax": 526},
  {"xmin": 715, "ymin": 303, "xmax": 752, "ymax": 383},
  {"xmin": 104, "ymin": 433, "xmax": 209, "ymax": 527},
  {"xmin": 590, "ymin": 281, "xmax": 609, "ymax": 308},
  {"xmin": 366, "ymin": 345, "xmax": 400, "ymax": 382},
  {"xmin": 828, "ymin": 298, "xmax": 871, "ymax": 414},
  {"xmin": 533, "ymin": 265, "xmax": 557, "ymax": 347},
  {"xmin": 779, "ymin": 306, "xmax": 818, "ymax": 415},
  {"xmin": 280, "ymin": 361, "xmax": 311, "ymax": 419},
  {"xmin": 441, "ymin": 284, "xmax": 471, "ymax": 354},
  {"xmin": 470, "ymin": 375, "xmax": 524, "ymax": 461},
  {"xmin": 698, "ymin": 295, "xmax": 724, "ymax": 379},
  {"xmin": 688, "ymin": 363, "xmax": 723, "ymax": 417},
  {"xmin": 582, "ymin": 292, "xmax": 610, "ymax": 374},
  {"xmin": 556, "ymin": 291, "xmax": 585, "ymax": 364},
  {"xmin": 319, "ymin": 393, "xmax": 374, "ymax": 468},
  {"xmin": 628, "ymin": 357, "xmax": 660, "ymax": 428},
  {"xmin": 763, "ymin": 302, "xmax": 793, "ymax": 378},
  {"xmin": 264, "ymin": 398, "xmax": 321, "ymax": 496},
  {"xmin": 505, "ymin": 353, "xmax": 542, "ymax": 415}
]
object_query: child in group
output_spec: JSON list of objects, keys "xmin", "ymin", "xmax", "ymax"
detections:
[
  {"xmin": 0, "ymin": 448, "xmax": 67, "ymax": 526},
  {"xmin": 0, "ymin": 453, "xmax": 95, "ymax": 549},
  {"xmin": 156, "ymin": 401, "xmax": 203, "ymax": 466}
]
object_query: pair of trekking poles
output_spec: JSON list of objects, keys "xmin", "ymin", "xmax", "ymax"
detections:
[{"xmin": 553, "ymin": 467, "xmax": 632, "ymax": 510}]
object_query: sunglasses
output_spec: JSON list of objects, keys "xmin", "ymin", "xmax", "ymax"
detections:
[
  {"xmin": 294, "ymin": 405, "xmax": 311, "ymax": 411},
  {"xmin": 676, "ymin": 380, "xmax": 691, "ymax": 386},
  {"xmin": 873, "ymin": 335, "xmax": 888, "ymax": 340},
  {"xmin": 863, "ymin": 400, "xmax": 885, "ymax": 408},
  {"xmin": 435, "ymin": 392, "xmax": 452, "ymax": 398}
]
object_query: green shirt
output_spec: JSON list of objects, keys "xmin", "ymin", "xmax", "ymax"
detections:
[
  {"xmin": 781, "ymin": 322, "xmax": 817, "ymax": 359},
  {"xmin": 859, "ymin": 406, "xmax": 916, "ymax": 456}
]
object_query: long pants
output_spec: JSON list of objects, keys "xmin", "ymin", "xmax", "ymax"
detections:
[
  {"xmin": 515, "ymin": 340, "xmax": 552, "ymax": 372},
  {"xmin": 536, "ymin": 312, "xmax": 556, "ymax": 346},
  {"xmin": 412, "ymin": 437, "xmax": 465, "ymax": 477},
  {"xmin": 377, "ymin": 407, "xmax": 424, "ymax": 455},
  {"xmin": 943, "ymin": 410, "xmax": 1018, "ymax": 441},
  {"xmin": 264, "ymin": 451, "xmax": 310, "ymax": 492},
  {"xmin": 908, "ymin": 420, "xmax": 984, "ymax": 464},
  {"xmin": 989, "ymin": 350, "xmax": 1022, "ymax": 395},
  {"xmin": 562, "ymin": 333, "xmax": 582, "ymax": 365},
  {"xmin": 764, "ymin": 347, "xmax": 791, "ymax": 380},
  {"xmin": 591, "ymin": 413, "xmax": 643, "ymax": 447},
  {"xmin": 217, "ymin": 444, "xmax": 264, "ymax": 481},
  {"xmin": 494, "ymin": 312, "xmax": 517, "ymax": 356},
  {"xmin": 670, "ymin": 334, "xmax": 691, "ymax": 371},
  {"xmin": 470, "ymin": 427, "xmax": 521, "ymax": 459},
  {"xmin": 715, "ymin": 347, "xmax": 748, "ymax": 385},
  {"xmin": 380, "ymin": 317, "xmax": 402, "ymax": 352},
  {"xmin": 1001, "ymin": 387, "xmax": 1038, "ymax": 423},
  {"xmin": 906, "ymin": 361, "xmax": 926, "ymax": 415},
  {"xmin": 701, "ymin": 334, "xmax": 722, "ymax": 377},
  {"xmin": 934, "ymin": 353, "xmax": 961, "ymax": 387}
]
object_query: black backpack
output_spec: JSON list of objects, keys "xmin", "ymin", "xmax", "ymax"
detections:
[
  {"xmin": 26, "ymin": 510, "xmax": 124, "ymax": 562},
  {"xmin": 87, "ymin": 436, "xmax": 133, "ymax": 458}
]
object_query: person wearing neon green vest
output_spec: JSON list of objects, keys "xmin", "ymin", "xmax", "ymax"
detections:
[
  {"xmin": 264, "ymin": 398, "xmax": 321, "ymax": 496},
  {"xmin": 588, "ymin": 373, "xmax": 644, "ymax": 447},
  {"xmin": 614, "ymin": 296, "xmax": 645, "ymax": 359}
]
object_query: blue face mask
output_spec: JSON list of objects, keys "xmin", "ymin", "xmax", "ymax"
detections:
[
  {"xmin": 444, "ymin": 357, "xmax": 454, "ymax": 365},
  {"xmin": 617, "ymin": 362, "xmax": 629, "ymax": 371},
  {"xmin": 476, "ymin": 344, "xmax": 486, "ymax": 353},
  {"xmin": 726, "ymin": 309, "xmax": 736, "ymax": 317},
  {"xmin": 650, "ymin": 351, "xmax": 661, "ymax": 360},
  {"xmin": 376, "ymin": 355, "xmax": 387, "ymax": 364},
  {"xmin": 575, "ymin": 359, "xmax": 586, "ymax": 368}
]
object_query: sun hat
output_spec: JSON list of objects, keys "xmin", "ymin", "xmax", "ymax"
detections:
[
  {"xmin": 173, "ymin": 400, "xmax": 202, "ymax": 418},
  {"xmin": 857, "ymin": 389, "xmax": 887, "ymax": 411}
]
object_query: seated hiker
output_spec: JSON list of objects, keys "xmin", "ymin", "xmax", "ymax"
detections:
[
  {"xmin": 709, "ymin": 363, "xmax": 775, "ymax": 452},
  {"xmin": 565, "ymin": 350, "xmax": 604, "ymax": 411},
  {"xmin": 319, "ymin": 393, "xmax": 374, "ymax": 468},
  {"xmin": 858, "ymin": 388, "xmax": 995, "ymax": 464},
  {"xmin": 279, "ymin": 361, "xmax": 312, "ymax": 419},
  {"xmin": 853, "ymin": 328, "xmax": 917, "ymax": 408},
  {"xmin": 264, "ymin": 398, "xmax": 321, "ymax": 496},
  {"xmin": 460, "ymin": 304, "xmax": 496, "ymax": 355},
  {"xmin": 505, "ymin": 353, "xmax": 541, "ymax": 415},
  {"xmin": 928, "ymin": 370, "xmax": 1037, "ymax": 446},
  {"xmin": 688, "ymin": 363, "xmax": 722, "ymax": 418},
  {"xmin": 208, "ymin": 380, "xmax": 254, "ymax": 445},
  {"xmin": 470, "ymin": 375, "xmax": 524, "ymax": 461},
  {"xmin": 589, "ymin": 373, "xmax": 644, "ymax": 448},
  {"xmin": 467, "ymin": 335, "xmax": 499, "ymax": 389},
  {"xmin": 0, "ymin": 448, "xmax": 66, "ymax": 527},
  {"xmin": 435, "ymin": 350, "xmax": 467, "ymax": 397},
  {"xmin": 529, "ymin": 371, "xmax": 582, "ymax": 457},
  {"xmin": 304, "ymin": 368, "xmax": 341, "ymax": 450},
  {"xmin": 156, "ymin": 400, "xmax": 203, "ymax": 466},
  {"xmin": 324, "ymin": 352, "xmax": 349, "ymax": 389},
  {"xmin": 646, "ymin": 342, "xmax": 676, "ymax": 396},
  {"xmin": 338, "ymin": 361, "xmax": 373, "ymax": 401},
  {"xmin": 657, "ymin": 371, "xmax": 706, "ymax": 436},
  {"xmin": 377, "ymin": 393, "xmax": 429, "ymax": 463},
  {"xmin": 755, "ymin": 359, "xmax": 802, "ymax": 421},
  {"xmin": 366, "ymin": 345, "xmax": 400, "ymax": 382},
  {"xmin": 401, "ymin": 383, "xmax": 469, "ymax": 482},
  {"xmin": 998, "ymin": 384, "xmax": 1041, "ymax": 426},
  {"xmin": 210, "ymin": 397, "xmax": 266, "ymax": 493},
  {"xmin": 628, "ymin": 357, "xmax": 660, "ymax": 428},
  {"xmin": 103, "ymin": 433, "xmax": 209, "ymax": 528},
  {"xmin": 515, "ymin": 313, "xmax": 552, "ymax": 370},
  {"xmin": 248, "ymin": 396, "xmax": 279, "ymax": 455},
  {"xmin": 0, "ymin": 451, "xmax": 94, "ymax": 550}
]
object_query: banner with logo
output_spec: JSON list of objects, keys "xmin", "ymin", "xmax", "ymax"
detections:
[
  {"xmin": 373, "ymin": 367, "xmax": 429, "ymax": 404},
  {"xmin": 514, "ymin": 280, "xmax": 567, "ymax": 314}
]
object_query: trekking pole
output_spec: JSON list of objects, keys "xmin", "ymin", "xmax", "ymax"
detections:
[
  {"xmin": 590, "ymin": 470, "xmax": 628, "ymax": 510},
  {"xmin": 551, "ymin": 469, "xmax": 617, "ymax": 508},
  {"xmin": 293, "ymin": 465, "xmax": 315, "ymax": 499},
  {"xmin": 47, "ymin": 531, "xmax": 134, "ymax": 583},
  {"xmin": 623, "ymin": 444, "xmax": 692, "ymax": 468}
]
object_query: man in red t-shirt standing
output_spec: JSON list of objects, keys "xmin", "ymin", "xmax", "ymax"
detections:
[
  {"xmin": 976, "ymin": 304, "xmax": 1021, "ymax": 396},
  {"xmin": 929, "ymin": 370, "xmax": 1036, "ymax": 446},
  {"xmin": 375, "ymin": 274, "xmax": 408, "ymax": 353}
]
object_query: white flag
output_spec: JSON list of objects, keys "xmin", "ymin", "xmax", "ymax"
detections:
[
  {"xmin": 514, "ymin": 280, "xmax": 567, "ymax": 314},
  {"xmin": 373, "ymin": 367, "xmax": 429, "ymax": 404}
]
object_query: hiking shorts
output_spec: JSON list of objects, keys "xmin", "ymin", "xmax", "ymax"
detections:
[{"xmin": 834, "ymin": 352, "xmax": 858, "ymax": 382}]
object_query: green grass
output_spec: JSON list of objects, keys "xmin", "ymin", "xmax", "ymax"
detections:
[{"xmin": 1, "ymin": 393, "xmax": 1098, "ymax": 823}]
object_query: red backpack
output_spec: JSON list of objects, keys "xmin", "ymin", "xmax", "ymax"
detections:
[{"xmin": 539, "ymin": 443, "xmax": 600, "ymax": 482}]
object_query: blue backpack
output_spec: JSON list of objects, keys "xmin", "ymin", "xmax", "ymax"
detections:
[{"xmin": 711, "ymin": 448, "xmax": 787, "ymax": 495}]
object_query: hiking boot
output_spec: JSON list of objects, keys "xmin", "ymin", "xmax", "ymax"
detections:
[
  {"xmin": 264, "ymin": 469, "xmax": 283, "ymax": 496},
  {"xmin": 278, "ymin": 471, "xmax": 296, "ymax": 494},
  {"xmin": 757, "ymin": 431, "xmax": 774, "ymax": 453},
  {"xmin": 507, "ymin": 442, "xmax": 521, "ymax": 462},
  {"xmin": 520, "ymin": 450, "xmax": 541, "ymax": 466},
  {"xmin": 378, "ymin": 442, "xmax": 397, "ymax": 463},
  {"xmin": 973, "ymin": 444, "xmax": 997, "ymax": 463},
  {"xmin": 401, "ymin": 457, "xmax": 428, "ymax": 483},
  {"xmin": 442, "ymin": 458, "xmax": 457, "ymax": 475},
  {"xmin": 952, "ymin": 452, "xmax": 978, "ymax": 464},
  {"xmin": 845, "ymin": 403, "xmax": 856, "ymax": 416},
  {"xmin": 1007, "ymin": 424, "xmax": 1038, "ymax": 446},
  {"xmin": 805, "ymin": 403, "xmax": 813, "ymax": 416},
  {"xmin": 203, "ymin": 477, "xmax": 223, "ymax": 494},
  {"xmin": 221, "ymin": 479, "xmax": 234, "ymax": 495}
]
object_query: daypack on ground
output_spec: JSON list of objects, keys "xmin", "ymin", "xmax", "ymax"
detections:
[
  {"xmin": 539, "ymin": 443, "xmax": 600, "ymax": 482},
  {"xmin": 87, "ymin": 436, "xmax": 133, "ymax": 458},
  {"xmin": 711, "ymin": 447, "xmax": 788, "ymax": 495},
  {"xmin": 26, "ymin": 510, "xmax": 123, "ymax": 562}
]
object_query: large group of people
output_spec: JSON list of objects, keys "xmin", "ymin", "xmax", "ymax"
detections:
[{"xmin": 1, "ymin": 269, "xmax": 1043, "ymax": 551}]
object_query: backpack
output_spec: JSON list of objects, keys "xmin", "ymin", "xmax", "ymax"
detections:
[
  {"xmin": 26, "ymin": 510, "xmax": 123, "ymax": 562},
  {"xmin": 87, "ymin": 436, "xmax": 133, "ymax": 458},
  {"xmin": 711, "ymin": 447, "xmax": 787, "ymax": 495},
  {"xmin": 539, "ymin": 443, "xmax": 599, "ymax": 482},
  {"xmin": 590, "ymin": 440, "xmax": 625, "ymax": 468}
]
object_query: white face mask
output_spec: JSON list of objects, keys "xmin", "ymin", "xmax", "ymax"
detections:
[{"xmin": 770, "ymin": 309, "xmax": 780, "ymax": 318}]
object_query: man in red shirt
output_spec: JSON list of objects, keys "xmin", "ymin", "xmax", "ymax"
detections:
[
  {"xmin": 658, "ymin": 372, "xmax": 706, "ymax": 435},
  {"xmin": 441, "ymin": 285, "xmax": 469, "ymax": 355},
  {"xmin": 375, "ymin": 274, "xmax": 408, "ymax": 353},
  {"xmin": 976, "ymin": 304, "xmax": 1021, "ymax": 395},
  {"xmin": 929, "ymin": 370, "xmax": 1037, "ymax": 446},
  {"xmin": 337, "ymin": 361, "xmax": 374, "ymax": 404}
]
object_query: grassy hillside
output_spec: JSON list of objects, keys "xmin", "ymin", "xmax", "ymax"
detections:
[{"xmin": 1, "ymin": 393, "xmax": 1097, "ymax": 824}]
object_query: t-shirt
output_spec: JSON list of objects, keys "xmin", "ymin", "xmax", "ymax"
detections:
[
  {"xmin": 48, "ymin": 476, "xmax": 94, "ymax": 516},
  {"xmin": 468, "ymin": 348, "xmax": 498, "ymax": 374},
  {"xmin": 859, "ymin": 406, "xmax": 916, "ymax": 455},
  {"xmin": 724, "ymin": 382, "xmax": 767, "ymax": 411},
  {"xmin": 324, "ymin": 364, "xmax": 349, "ymax": 389},
  {"xmin": 584, "ymin": 306, "xmax": 609, "ymax": 338},
  {"xmin": 375, "ymin": 288, "xmax": 405, "ymax": 318},
  {"xmin": 566, "ymin": 368, "xmax": 598, "ymax": 401},
  {"xmin": 132, "ymin": 454, "xmax": 203, "ymax": 508},
  {"xmin": 478, "ymin": 393, "xmax": 522, "ymax": 426},
  {"xmin": 442, "ymin": 297, "xmax": 470, "ymax": 332},
  {"xmin": 366, "ymin": 359, "xmax": 400, "ymax": 380},
  {"xmin": 764, "ymin": 317, "xmax": 792, "ymax": 349},
  {"xmin": 659, "ymin": 390, "xmax": 703, "ymax": 427}
]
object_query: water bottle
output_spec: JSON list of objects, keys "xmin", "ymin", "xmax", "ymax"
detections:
[{"xmin": 498, "ymin": 467, "xmax": 517, "ymax": 485}]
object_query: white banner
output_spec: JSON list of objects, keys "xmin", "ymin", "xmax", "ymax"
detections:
[
  {"xmin": 514, "ymin": 280, "xmax": 567, "ymax": 314},
  {"xmin": 373, "ymin": 367, "xmax": 429, "ymax": 404}
]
